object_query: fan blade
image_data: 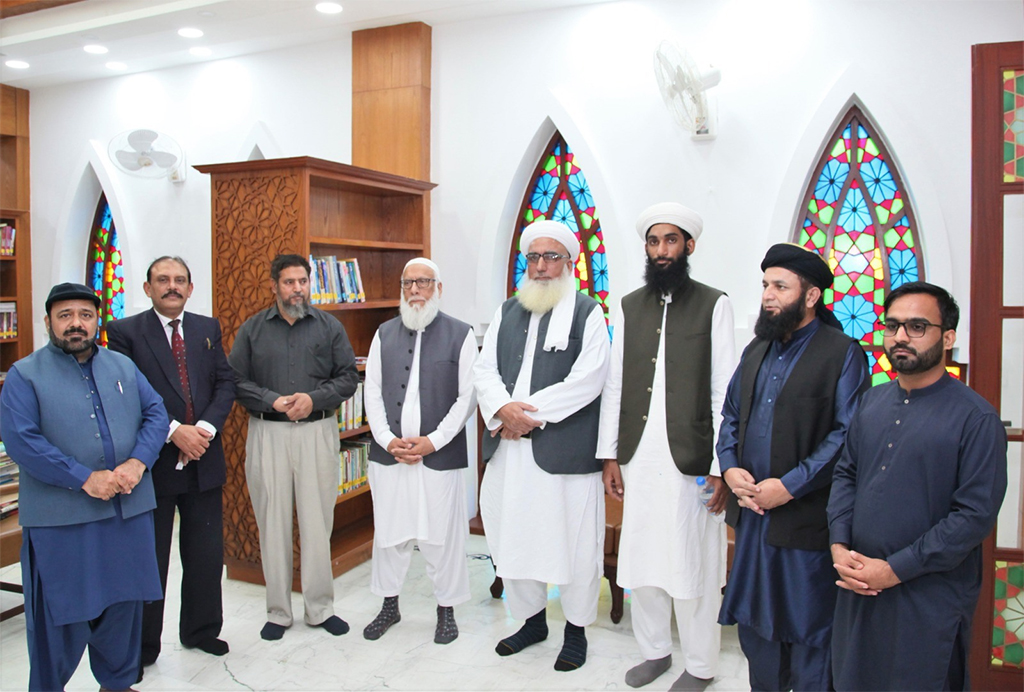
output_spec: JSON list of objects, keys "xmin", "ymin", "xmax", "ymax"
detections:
[
  {"xmin": 115, "ymin": 149, "xmax": 144, "ymax": 171},
  {"xmin": 128, "ymin": 129, "xmax": 159, "ymax": 153},
  {"xmin": 149, "ymin": 150, "xmax": 178, "ymax": 169}
]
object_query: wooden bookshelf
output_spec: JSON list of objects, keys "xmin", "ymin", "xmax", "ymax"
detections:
[
  {"xmin": 0, "ymin": 85, "xmax": 32, "ymax": 381},
  {"xmin": 195, "ymin": 156, "xmax": 435, "ymax": 588}
]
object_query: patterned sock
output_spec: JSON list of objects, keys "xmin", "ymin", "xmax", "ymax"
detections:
[
  {"xmin": 363, "ymin": 596, "xmax": 401, "ymax": 640},
  {"xmin": 626, "ymin": 655, "xmax": 673, "ymax": 687},
  {"xmin": 496, "ymin": 609, "xmax": 548, "ymax": 655},
  {"xmin": 434, "ymin": 605, "xmax": 459, "ymax": 644},
  {"xmin": 554, "ymin": 622, "xmax": 587, "ymax": 671},
  {"xmin": 260, "ymin": 622, "xmax": 286, "ymax": 641},
  {"xmin": 315, "ymin": 615, "xmax": 350, "ymax": 636}
]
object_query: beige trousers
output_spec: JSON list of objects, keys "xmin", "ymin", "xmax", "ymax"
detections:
[{"xmin": 245, "ymin": 416, "xmax": 339, "ymax": 627}]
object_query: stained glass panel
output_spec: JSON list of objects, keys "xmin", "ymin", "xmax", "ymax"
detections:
[
  {"xmin": 795, "ymin": 106, "xmax": 924, "ymax": 374},
  {"xmin": 993, "ymin": 560, "xmax": 1024, "ymax": 669},
  {"xmin": 1004, "ymin": 70, "xmax": 1024, "ymax": 183},
  {"xmin": 511, "ymin": 132, "xmax": 611, "ymax": 323},
  {"xmin": 86, "ymin": 194, "xmax": 124, "ymax": 346}
]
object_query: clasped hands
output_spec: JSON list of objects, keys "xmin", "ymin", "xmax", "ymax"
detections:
[
  {"xmin": 170, "ymin": 423, "xmax": 213, "ymax": 467},
  {"xmin": 273, "ymin": 392, "xmax": 315, "ymax": 421},
  {"xmin": 491, "ymin": 401, "xmax": 542, "ymax": 441},
  {"xmin": 82, "ymin": 458, "xmax": 146, "ymax": 501},
  {"xmin": 830, "ymin": 543, "xmax": 901, "ymax": 596},
  {"xmin": 722, "ymin": 467, "xmax": 794, "ymax": 514},
  {"xmin": 387, "ymin": 436, "xmax": 436, "ymax": 464}
]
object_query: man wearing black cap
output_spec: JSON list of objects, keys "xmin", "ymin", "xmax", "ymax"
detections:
[
  {"xmin": 716, "ymin": 244, "xmax": 869, "ymax": 691},
  {"xmin": 0, "ymin": 283, "xmax": 167, "ymax": 691}
]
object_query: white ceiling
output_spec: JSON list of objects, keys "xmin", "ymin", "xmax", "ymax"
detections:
[{"xmin": 0, "ymin": 0, "xmax": 611, "ymax": 89}]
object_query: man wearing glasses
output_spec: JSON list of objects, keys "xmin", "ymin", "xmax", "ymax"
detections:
[
  {"xmin": 362, "ymin": 258, "xmax": 477, "ymax": 644},
  {"xmin": 717, "ymin": 243, "xmax": 869, "ymax": 691},
  {"xmin": 476, "ymin": 220, "xmax": 610, "ymax": 672},
  {"xmin": 829, "ymin": 282, "xmax": 1006, "ymax": 691}
]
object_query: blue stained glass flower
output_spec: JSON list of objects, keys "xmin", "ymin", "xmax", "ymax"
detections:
[
  {"xmin": 862, "ymin": 158, "xmax": 897, "ymax": 203},
  {"xmin": 815, "ymin": 159, "xmax": 849, "ymax": 204},
  {"xmin": 552, "ymin": 198, "xmax": 580, "ymax": 234},
  {"xmin": 90, "ymin": 260, "xmax": 104, "ymax": 290},
  {"xmin": 838, "ymin": 186, "xmax": 871, "ymax": 232},
  {"xmin": 832, "ymin": 293, "xmax": 876, "ymax": 340},
  {"xmin": 591, "ymin": 251, "xmax": 609, "ymax": 293},
  {"xmin": 531, "ymin": 174, "xmax": 558, "ymax": 214},
  {"xmin": 568, "ymin": 172, "xmax": 593, "ymax": 210},
  {"xmin": 513, "ymin": 252, "xmax": 527, "ymax": 290},
  {"xmin": 888, "ymin": 249, "xmax": 918, "ymax": 288},
  {"xmin": 111, "ymin": 292, "xmax": 125, "ymax": 320}
]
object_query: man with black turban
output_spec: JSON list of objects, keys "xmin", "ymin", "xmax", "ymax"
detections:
[{"xmin": 716, "ymin": 243, "xmax": 869, "ymax": 691}]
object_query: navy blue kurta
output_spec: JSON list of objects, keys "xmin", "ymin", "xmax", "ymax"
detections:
[
  {"xmin": 828, "ymin": 374, "xmax": 1007, "ymax": 691},
  {"xmin": 718, "ymin": 319, "xmax": 867, "ymax": 647}
]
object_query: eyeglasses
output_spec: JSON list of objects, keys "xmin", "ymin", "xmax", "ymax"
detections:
[
  {"xmin": 878, "ymin": 319, "xmax": 945, "ymax": 338},
  {"xmin": 399, "ymin": 278, "xmax": 438, "ymax": 289},
  {"xmin": 524, "ymin": 252, "xmax": 570, "ymax": 264}
]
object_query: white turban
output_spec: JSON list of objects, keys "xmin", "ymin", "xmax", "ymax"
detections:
[
  {"xmin": 403, "ymin": 257, "xmax": 441, "ymax": 282},
  {"xmin": 519, "ymin": 220, "xmax": 581, "ymax": 262},
  {"xmin": 635, "ymin": 202, "xmax": 703, "ymax": 242}
]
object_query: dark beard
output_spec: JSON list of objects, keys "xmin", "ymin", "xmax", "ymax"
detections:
[
  {"xmin": 644, "ymin": 249, "xmax": 690, "ymax": 296},
  {"xmin": 754, "ymin": 295, "xmax": 808, "ymax": 342},
  {"xmin": 886, "ymin": 337, "xmax": 945, "ymax": 375},
  {"xmin": 48, "ymin": 326, "xmax": 94, "ymax": 357}
]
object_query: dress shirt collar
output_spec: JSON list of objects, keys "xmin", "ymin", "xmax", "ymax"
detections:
[
  {"xmin": 153, "ymin": 309, "xmax": 183, "ymax": 331},
  {"xmin": 896, "ymin": 371, "xmax": 954, "ymax": 399}
]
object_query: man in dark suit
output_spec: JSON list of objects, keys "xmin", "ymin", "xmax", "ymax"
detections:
[{"xmin": 107, "ymin": 256, "xmax": 236, "ymax": 672}]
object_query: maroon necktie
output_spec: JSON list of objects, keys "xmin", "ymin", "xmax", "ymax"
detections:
[{"xmin": 169, "ymin": 318, "xmax": 195, "ymax": 424}]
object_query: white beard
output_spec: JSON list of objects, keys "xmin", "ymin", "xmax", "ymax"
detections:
[
  {"xmin": 400, "ymin": 292, "xmax": 441, "ymax": 331},
  {"xmin": 516, "ymin": 269, "xmax": 574, "ymax": 315}
]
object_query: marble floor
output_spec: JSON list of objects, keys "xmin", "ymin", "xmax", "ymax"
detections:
[{"xmin": 0, "ymin": 531, "xmax": 749, "ymax": 691}]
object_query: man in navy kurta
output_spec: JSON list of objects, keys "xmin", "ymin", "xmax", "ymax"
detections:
[
  {"xmin": 718, "ymin": 244, "xmax": 868, "ymax": 691},
  {"xmin": 0, "ymin": 283, "xmax": 166, "ymax": 692},
  {"xmin": 829, "ymin": 282, "xmax": 1006, "ymax": 691}
]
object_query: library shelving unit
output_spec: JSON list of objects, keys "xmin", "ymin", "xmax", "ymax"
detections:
[{"xmin": 195, "ymin": 156, "xmax": 435, "ymax": 587}]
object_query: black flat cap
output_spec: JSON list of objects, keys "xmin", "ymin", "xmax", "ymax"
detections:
[
  {"xmin": 761, "ymin": 243, "xmax": 834, "ymax": 289},
  {"xmin": 45, "ymin": 282, "xmax": 101, "ymax": 314}
]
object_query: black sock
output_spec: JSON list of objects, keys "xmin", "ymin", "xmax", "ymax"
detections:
[
  {"xmin": 260, "ymin": 622, "xmax": 286, "ymax": 641},
  {"xmin": 496, "ymin": 609, "xmax": 548, "ymax": 656},
  {"xmin": 554, "ymin": 622, "xmax": 587, "ymax": 671},
  {"xmin": 315, "ymin": 615, "xmax": 349, "ymax": 636}
]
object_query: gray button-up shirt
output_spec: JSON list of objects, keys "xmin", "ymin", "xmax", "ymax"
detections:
[{"xmin": 228, "ymin": 303, "xmax": 359, "ymax": 414}]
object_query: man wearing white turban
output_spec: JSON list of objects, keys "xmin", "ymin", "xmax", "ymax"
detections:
[
  {"xmin": 362, "ymin": 258, "xmax": 477, "ymax": 645},
  {"xmin": 598, "ymin": 202, "xmax": 736, "ymax": 690},
  {"xmin": 475, "ymin": 220, "xmax": 610, "ymax": 672}
]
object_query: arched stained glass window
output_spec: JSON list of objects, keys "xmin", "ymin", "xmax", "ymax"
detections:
[
  {"xmin": 86, "ymin": 193, "xmax": 125, "ymax": 346},
  {"xmin": 509, "ymin": 131, "xmax": 611, "ymax": 323},
  {"xmin": 795, "ymin": 106, "xmax": 923, "ymax": 386}
]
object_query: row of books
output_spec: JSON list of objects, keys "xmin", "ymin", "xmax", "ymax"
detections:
[
  {"xmin": 339, "ymin": 439, "xmax": 370, "ymax": 496},
  {"xmin": 338, "ymin": 382, "xmax": 365, "ymax": 432},
  {"xmin": 0, "ymin": 303, "xmax": 17, "ymax": 339},
  {"xmin": 310, "ymin": 255, "xmax": 366, "ymax": 305},
  {"xmin": 0, "ymin": 225, "xmax": 15, "ymax": 256},
  {"xmin": 0, "ymin": 442, "xmax": 18, "ymax": 490}
]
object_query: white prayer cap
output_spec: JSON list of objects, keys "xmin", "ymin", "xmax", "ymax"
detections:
[
  {"xmin": 519, "ymin": 220, "xmax": 581, "ymax": 262},
  {"xmin": 403, "ymin": 257, "xmax": 441, "ymax": 282},
  {"xmin": 635, "ymin": 202, "xmax": 703, "ymax": 242}
]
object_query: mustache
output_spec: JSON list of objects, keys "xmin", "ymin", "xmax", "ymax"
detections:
[
  {"xmin": 162, "ymin": 290, "xmax": 183, "ymax": 299},
  {"xmin": 62, "ymin": 327, "xmax": 88, "ymax": 337},
  {"xmin": 890, "ymin": 341, "xmax": 917, "ymax": 355}
]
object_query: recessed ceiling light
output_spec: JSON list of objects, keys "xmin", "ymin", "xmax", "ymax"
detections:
[
  {"xmin": 5, "ymin": 60, "xmax": 29, "ymax": 69},
  {"xmin": 316, "ymin": 3, "xmax": 343, "ymax": 14},
  {"xmin": 178, "ymin": 27, "xmax": 204, "ymax": 38},
  {"xmin": 190, "ymin": 47, "xmax": 212, "ymax": 58},
  {"xmin": 106, "ymin": 61, "xmax": 127, "ymax": 71},
  {"xmin": 84, "ymin": 44, "xmax": 109, "ymax": 54}
]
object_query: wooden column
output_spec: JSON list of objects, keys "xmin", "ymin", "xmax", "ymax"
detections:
[{"xmin": 352, "ymin": 22, "xmax": 431, "ymax": 182}]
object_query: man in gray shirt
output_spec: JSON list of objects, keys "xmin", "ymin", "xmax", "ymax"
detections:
[{"xmin": 229, "ymin": 254, "xmax": 359, "ymax": 641}]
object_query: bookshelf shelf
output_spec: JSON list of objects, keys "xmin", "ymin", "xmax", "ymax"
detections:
[
  {"xmin": 0, "ymin": 85, "xmax": 32, "ymax": 383},
  {"xmin": 309, "ymin": 236, "xmax": 424, "ymax": 251},
  {"xmin": 339, "ymin": 424, "xmax": 371, "ymax": 441}
]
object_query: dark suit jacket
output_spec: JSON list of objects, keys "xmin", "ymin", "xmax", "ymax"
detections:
[{"xmin": 107, "ymin": 309, "xmax": 236, "ymax": 496}]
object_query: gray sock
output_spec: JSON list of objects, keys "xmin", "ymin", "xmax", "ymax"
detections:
[
  {"xmin": 669, "ymin": 671, "xmax": 713, "ymax": 692},
  {"xmin": 625, "ymin": 655, "xmax": 672, "ymax": 688}
]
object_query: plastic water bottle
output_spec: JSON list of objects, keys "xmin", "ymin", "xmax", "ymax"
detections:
[{"xmin": 696, "ymin": 476, "xmax": 715, "ymax": 507}]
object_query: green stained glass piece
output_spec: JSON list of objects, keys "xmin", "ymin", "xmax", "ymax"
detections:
[
  {"xmin": 865, "ymin": 139, "xmax": 880, "ymax": 156},
  {"xmin": 1016, "ymin": 74, "xmax": 1024, "ymax": 93},
  {"xmin": 872, "ymin": 372, "xmax": 891, "ymax": 387},
  {"xmin": 564, "ymin": 161, "xmax": 572, "ymax": 175},
  {"xmin": 819, "ymin": 207, "xmax": 834, "ymax": 225},
  {"xmin": 544, "ymin": 155, "xmax": 557, "ymax": 173},
  {"xmin": 995, "ymin": 578, "xmax": 1008, "ymax": 599},
  {"xmin": 872, "ymin": 330, "xmax": 883, "ymax": 346},
  {"xmin": 857, "ymin": 149, "xmax": 864, "ymax": 163},
  {"xmin": 884, "ymin": 228, "xmax": 900, "ymax": 248},
  {"xmin": 874, "ymin": 288, "xmax": 885, "ymax": 304},
  {"xmin": 830, "ymin": 138, "xmax": 845, "ymax": 157},
  {"xmin": 834, "ymin": 234, "xmax": 853, "ymax": 253},
  {"xmin": 824, "ymin": 288, "xmax": 834, "ymax": 304},
  {"xmin": 808, "ymin": 199, "xmax": 820, "ymax": 214},
  {"xmin": 1005, "ymin": 89, "xmax": 1016, "ymax": 114},
  {"xmin": 834, "ymin": 274, "xmax": 853, "ymax": 293},
  {"xmin": 876, "ymin": 206, "xmax": 890, "ymax": 225},
  {"xmin": 1006, "ymin": 141, "xmax": 1015, "ymax": 164},
  {"xmin": 799, "ymin": 229, "xmax": 811, "ymax": 245},
  {"xmin": 812, "ymin": 229, "xmax": 827, "ymax": 248},
  {"xmin": 1000, "ymin": 642, "xmax": 1024, "ymax": 665},
  {"xmin": 1017, "ymin": 158, "xmax": 1024, "ymax": 177},
  {"xmin": 855, "ymin": 234, "xmax": 875, "ymax": 254},
  {"xmin": 524, "ymin": 210, "xmax": 535, "ymax": 223},
  {"xmin": 581, "ymin": 212, "xmax": 593, "ymax": 230},
  {"xmin": 588, "ymin": 234, "xmax": 600, "ymax": 252},
  {"xmin": 1009, "ymin": 564, "xmax": 1024, "ymax": 587},
  {"xmin": 854, "ymin": 274, "xmax": 875, "ymax": 295},
  {"xmin": 891, "ymin": 198, "xmax": 904, "ymax": 215}
]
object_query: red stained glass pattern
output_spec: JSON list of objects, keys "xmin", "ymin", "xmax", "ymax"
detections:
[{"xmin": 86, "ymin": 194, "xmax": 125, "ymax": 346}]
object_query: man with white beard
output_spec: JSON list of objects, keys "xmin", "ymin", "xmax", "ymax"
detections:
[
  {"xmin": 361, "ymin": 258, "xmax": 477, "ymax": 644},
  {"xmin": 475, "ymin": 220, "xmax": 610, "ymax": 672}
]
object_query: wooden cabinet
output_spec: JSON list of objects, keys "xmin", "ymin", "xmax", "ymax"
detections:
[
  {"xmin": 195, "ymin": 156, "xmax": 435, "ymax": 586},
  {"xmin": 0, "ymin": 84, "xmax": 33, "ymax": 383}
]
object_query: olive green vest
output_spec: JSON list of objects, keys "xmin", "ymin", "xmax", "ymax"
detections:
[{"xmin": 617, "ymin": 279, "xmax": 723, "ymax": 475}]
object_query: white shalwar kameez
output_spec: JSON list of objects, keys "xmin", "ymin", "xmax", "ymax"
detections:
[
  {"xmin": 475, "ymin": 298, "xmax": 609, "ymax": 626},
  {"xmin": 364, "ymin": 326, "xmax": 477, "ymax": 607},
  {"xmin": 596, "ymin": 292, "xmax": 736, "ymax": 678}
]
